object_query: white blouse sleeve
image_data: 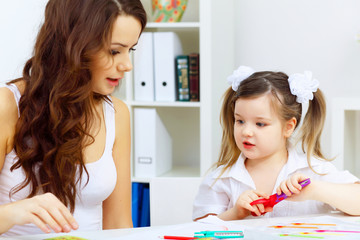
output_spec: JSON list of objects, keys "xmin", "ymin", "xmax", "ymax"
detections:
[{"xmin": 192, "ymin": 172, "xmax": 230, "ymax": 220}]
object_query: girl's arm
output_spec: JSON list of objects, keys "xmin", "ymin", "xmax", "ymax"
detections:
[
  {"xmin": 218, "ymin": 189, "xmax": 272, "ymax": 220},
  {"xmin": 217, "ymin": 205, "xmax": 249, "ymax": 220},
  {"xmin": 278, "ymin": 173, "xmax": 360, "ymax": 215},
  {"xmin": 311, "ymin": 181, "xmax": 360, "ymax": 215},
  {"xmin": 102, "ymin": 97, "xmax": 132, "ymax": 229}
]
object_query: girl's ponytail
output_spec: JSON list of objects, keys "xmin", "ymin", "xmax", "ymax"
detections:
[
  {"xmin": 299, "ymin": 89, "xmax": 327, "ymax": 163},
  {"xmin": 217, "ymin": 87, "xmax": 240, "ymax": 169}
]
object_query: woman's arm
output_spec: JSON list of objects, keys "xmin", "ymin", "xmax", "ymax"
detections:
[
  {"xmin": 0, "ymin": 87, "xmax": 18, "ymax": 170},
  {"xmin": 0, "ymin": 88, "xmax": 78, "ymax": 234},
  {"xmin": 0, "ymin": 194, "xmax": 79, "ymax": 234},
  {"xmin": 102, "ymin": 97, "xmax": 132, "ymax": 229},
  {"xmin": 0, "ymin": 87, "xmax": 20, "ymax": 233}
]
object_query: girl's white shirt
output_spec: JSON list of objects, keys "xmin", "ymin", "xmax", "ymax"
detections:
[
  {"xmin": 0, "ymin": 84, "xmax": 117, "ymax": 236},
  {"xmin": 193, "ymin": 147, "xmax": 359, "ymax": 220}
]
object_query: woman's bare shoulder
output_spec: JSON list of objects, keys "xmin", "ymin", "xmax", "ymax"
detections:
[
  {"xmin": 111, "ymin": 96, "xmax": 130, "ymax": 116},
  {"xmin": 110, "ymin": 96, "xmax": 130, "ymax": 137},
  {"xmin": 0, "ymin": 86, "xmax": 18, "ymax": 118},
  {"xmin": 0, "ymin": 86, "xmax": 18, "ymax": 155}
]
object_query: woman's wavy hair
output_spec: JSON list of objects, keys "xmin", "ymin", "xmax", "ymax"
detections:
[
  {"xmin": 218, "ymin": 71, "xmax": 329, "ymax": 175},
  {"xmin": 9, "ymin": 0, "xmax": 146, "ymax": 212}
]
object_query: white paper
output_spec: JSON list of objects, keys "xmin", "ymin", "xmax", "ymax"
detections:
[
  {"xmin": 107, "ymin": 215, "xmax": 244, "ymax": 240},
  {"xmin": 240, "ymin": 215, "xmax": 360, "ymax": 239}
]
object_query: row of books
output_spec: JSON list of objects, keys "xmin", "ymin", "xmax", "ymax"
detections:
[
  {"xmin": 133, "ymin": 32, "xmax": 200, "ymax": 102},
  {"xmin": 176, "ymin": 53, "xmax": 200, "ymax": 102}
]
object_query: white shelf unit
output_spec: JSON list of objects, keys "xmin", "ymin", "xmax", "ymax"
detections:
[
  {"xmin": 113, "ymin": 0, "xmax": 236, "ymax": 182},
  {"xmin": 331, "ymin": 98, "xmax": 360, "ymax": 178},
  {"xmin": 146, "ymin": 22, "xmax": 200, "ymax": 28}
]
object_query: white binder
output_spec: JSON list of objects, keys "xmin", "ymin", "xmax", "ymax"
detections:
[
  {"xmin": 133, "ymin": 32, "xmax": 155, "ymax": 101},
  {"xmin": 153, "ymin": 32, "xmax": 183, "ymax": 102},
  {"xmin": 134, "ymin": 108, "xmax": 172, "ymax": 178}
]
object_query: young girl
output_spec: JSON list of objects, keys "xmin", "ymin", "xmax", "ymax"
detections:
[
  {"xmin": 0, "ymin": 0, "xmax": 146, "ymax": 236},
  {"xmin": 193, "ymin": 66, "xmax": 360, "ymax": 221}
]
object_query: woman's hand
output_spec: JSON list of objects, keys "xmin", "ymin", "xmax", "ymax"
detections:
[
  {"xmin": 1, "ymin": 193, "xmax": 78, "ymax": 234},
  {"xmin": 234, "ymin": 189, "xmax": 273, "ymax": 217},
  {"xmin": 276, "ymin": 173, "xmax": 313, "ymax": 201}
]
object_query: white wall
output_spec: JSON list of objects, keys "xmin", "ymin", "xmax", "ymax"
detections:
[
  {"xmin": 233, "ymin": 0, "xmax": 360, "ymax": 157},
  {"xmin": 210, "ymin": 0, "xmax": 235, "ymax": 166},
  {"xmin": 0, "ymin": 0, "xmax": 48, "ymax": 83},
  {"xmin": 2, "ymin": 0, "xmax": 360, "ymax": 169}
]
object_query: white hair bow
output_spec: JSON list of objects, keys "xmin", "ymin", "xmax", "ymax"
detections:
[
  {"xmin": 288, "ymin": 71, "xmax": 319, "ymax": 103},
  {"xmin": 227, "ymin": 66, "xmax": 255, "ymax": 91}
]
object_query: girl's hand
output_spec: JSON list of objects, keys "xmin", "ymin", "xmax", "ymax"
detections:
[
  {"xmin": 2, "ymin": 193, "xmax": 78, "ymax": 234},
  {"xmin": 234, "ymin": 189, "xmax": 273, "ymax": 217},
  {"xmin": 276, "ymin": 173, "xmax": 313, "ymax": 201}
]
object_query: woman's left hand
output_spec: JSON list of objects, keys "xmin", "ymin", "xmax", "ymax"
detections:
[{"xmin": 276, "ymin": 173, "xmax": 314, "ymax": 201}]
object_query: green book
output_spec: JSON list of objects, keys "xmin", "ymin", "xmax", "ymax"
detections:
[{"xmin": 175, "ymin": 55, "xmax": 190, "ymax": 101}]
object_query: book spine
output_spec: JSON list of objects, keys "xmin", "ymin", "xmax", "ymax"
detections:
[
  {"xmin": 131, "ymin": 182, "xmax": 143, "ymax": 227},
  {"xmin": 140, "ymin": 184, "xmax": 150, "ymax": 227},
  {"xmin": 189, "ymin": 53, "xmax": 200, "ymax": 102},
  {"xmin": 175, "ymin": 55, "xmax": 190, "ymax": 101}
]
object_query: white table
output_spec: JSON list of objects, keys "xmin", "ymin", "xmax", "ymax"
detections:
[{"xmin": 2, "ymin": 212, "xmax": 360, "ymax": 240}]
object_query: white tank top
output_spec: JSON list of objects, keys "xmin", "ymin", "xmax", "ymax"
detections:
[{"xmin": 0, "ymin": 84, "xmax": 117, "ymax": 236}]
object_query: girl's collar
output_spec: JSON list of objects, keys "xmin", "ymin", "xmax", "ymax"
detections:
[{"xmin": 213, "ymin": 147, "xmax": 326, "ymax": 181}]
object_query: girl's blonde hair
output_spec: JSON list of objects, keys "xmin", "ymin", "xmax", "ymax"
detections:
[{"xmin": 217, "ymin": 71, "xmax": 328, "ymax": 173}]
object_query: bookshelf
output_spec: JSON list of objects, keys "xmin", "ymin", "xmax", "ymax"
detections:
[
  {"xmin": 146, "ymin": 22, "xmax": 200, "ymax": 28},
  {"xmin": 113, "ymin": 0, "xmax": 236, "ymax": 182}
]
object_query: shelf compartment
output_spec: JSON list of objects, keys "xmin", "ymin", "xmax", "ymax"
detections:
[
  {"xmin": 132, "ymin": 166, "xmax": 200, "ymax": 183},
  {"xmin": 131, "ymin": 106, "xmax": 200, "ymax": 180}
]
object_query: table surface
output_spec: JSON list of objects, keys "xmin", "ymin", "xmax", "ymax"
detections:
[{"xmin": 1, "ymin": 212, "xmax": 360, "ymax": 240}]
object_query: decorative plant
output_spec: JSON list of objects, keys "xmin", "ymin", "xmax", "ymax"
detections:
[{"xmin": 152, "ymin": 0, "xmax": 188, "ymax": 22}]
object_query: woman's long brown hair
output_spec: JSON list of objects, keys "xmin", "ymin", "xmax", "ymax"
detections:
[{"xmin": 9, "ymin": 0, "xmax": 146, "ymax": 212}]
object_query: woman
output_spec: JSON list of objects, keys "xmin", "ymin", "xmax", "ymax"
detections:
[{"xmin": 0, "ymin": 0, "xmax": 146, "ymax": 235}]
